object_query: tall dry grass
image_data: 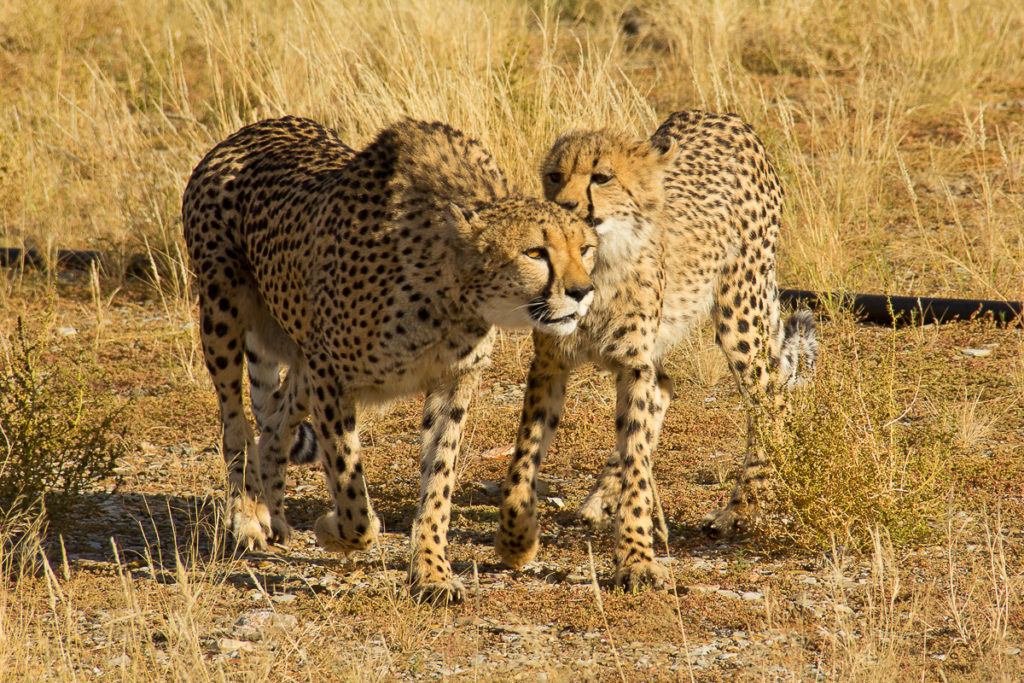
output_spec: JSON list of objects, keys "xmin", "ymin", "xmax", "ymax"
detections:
[{"xmin": 2, "ymin": 0, "xmax": 1022, "ymax": 298}]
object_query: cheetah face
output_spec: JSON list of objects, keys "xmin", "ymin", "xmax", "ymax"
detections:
[
  {"xmin": 541, "ymin": 130, "xmax": 677, "ymax": 265},
  {"xmin": 448, "ymin": 199, "xmax": 597, "ymax": 336}
]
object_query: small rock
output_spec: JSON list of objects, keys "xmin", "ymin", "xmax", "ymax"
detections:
[
  {"xmin": 57, "ymin": 326, "xmax": 77, "ymax": 336},
  {"xmin": 535, "ymin": 478, "xmax": 554, "ymax": 496},
  {"xmin": 717, "ymin": 589, "xmax": 741, "ymax": 600},
  {"xmin": 107, "ymin": 655, "xmax": 131, "ymax": 668},
  {"xmin": 688, "ymin": 644, "xmax": 719, "ymax": 657},
  {"xmin": 217, "ymin": 637, "xmax": 256, "ymax": 653},
  {"xmin": 543, "ymin": 496, "xmax": 565, "ymax": 509},
  {"xmin": 271, "ymin": 593, "xmax": 296, "ymax": 603},
  {"xmin": 961, "ymin": 348, "xmax": 992, "ymax": 358},
  {"xmin": 479, "ymin": 481, "xmax": 502, "ymax": 498},
  {"xmin": 794, "ymin": 597, "xmax": 823, "ymax": 618},
  {"xmin": 1003, "ymin": 646, "xmax": 1020, "ymax": 656},
  {"xmin": 741, "ymin": 591, "xmax": 764, "ymax": 601},
  {"xmin": 235, "ymin": 610, "xmax": 298, "ymax": 632}
]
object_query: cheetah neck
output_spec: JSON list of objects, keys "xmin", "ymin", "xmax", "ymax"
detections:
[{"xmin": 592, "ymin": 215, "xmax": 658, "ymax": 282}]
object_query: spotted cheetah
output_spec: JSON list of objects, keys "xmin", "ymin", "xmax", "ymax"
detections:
[
  {"xmin": 182, "ymin": 116, "xmax": 596, "ymax": 602},
  {"xmin": 494, "ymin": 110, "xmax": 817, "ymax": 589}
]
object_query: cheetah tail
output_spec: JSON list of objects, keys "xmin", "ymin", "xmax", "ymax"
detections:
[
  {"xmin": 779, "ymin": 309, "xmax": 818, "ymax": 388},
  {"xmin": 289, "ymin": 422, "xmax": 322, "ymax": 466}
]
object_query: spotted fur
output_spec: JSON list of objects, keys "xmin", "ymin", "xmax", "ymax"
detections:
[
  {"xmin": 495, "ymin": 111, "xmax": 817, "ymax": 590},
  {"xmin": 183, "ymin": 116, "xmax": 596, "ymax": 602}
]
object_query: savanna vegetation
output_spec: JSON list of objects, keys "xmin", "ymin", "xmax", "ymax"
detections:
[{"xmin": 1, "ymin": 0, "xmax": 1022, "ymax": 679}]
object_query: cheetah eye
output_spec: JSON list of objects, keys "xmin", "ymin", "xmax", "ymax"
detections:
[
  {"xmin": 546, "ymin": 172, "xmax": 563, "ymax": 185},
  {"xmin": 523, "ymin": 247, "xmax": 546, "ymax": 260},
  {"xmin": 591, "ymin": 173, "xmax": 613, "ymax": 186},
  {"xmin": 580, "ymin": 245, "xmax": 594, "ymax": 258}
]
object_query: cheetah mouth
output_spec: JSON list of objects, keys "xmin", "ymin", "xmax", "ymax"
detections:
[
  {"xmin": 528, "ymin": 299, "xmax": 580, "ymax": 327},
  {"xmin": 544, "ymin": 312, "xmax": 579, "ymax": 325}
]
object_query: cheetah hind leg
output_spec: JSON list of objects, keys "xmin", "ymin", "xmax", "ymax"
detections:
[
  {"xmin": 701, "ymin": 311, "xmax": 817, "ymax": 539},
  {"xmin": 700, "ymin": 499, "xmax": 760, "ymax": 539},
  {"xmin": 577, "ymin": 450, "xmax": 622, "ymax": 527}
]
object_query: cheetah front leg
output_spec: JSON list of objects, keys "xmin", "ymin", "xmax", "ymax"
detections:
[
  {"xmin": 578, "ymin": 369, "xmax": 672, "ymax": 528},
  {"xmin": 407, "ymin": 373, "xmax": 480, "ymax": 604},
  {"xmin": 495, "ymin": 337, "xmax": 569, "ymax": 570},
  {"xmin": 610, "ymin": 366, "xmax": 670, "ymax": 591}
]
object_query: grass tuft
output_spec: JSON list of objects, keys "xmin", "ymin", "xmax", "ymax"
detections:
[
  {"xmin": 759, "ymin": 320, "xmax": 960, "ymax": 550},
  {"xmin": 0, "ymin": 317, "xmax": 128, "ymax": 518}
]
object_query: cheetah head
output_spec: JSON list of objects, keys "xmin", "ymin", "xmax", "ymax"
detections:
[
  {"xmin": 540, "ymin": 129, "xmax": 677, "ymax": 266},
  {"xmin": 448, "ymin": 198, "xmax": 597, "ymax": 336}
]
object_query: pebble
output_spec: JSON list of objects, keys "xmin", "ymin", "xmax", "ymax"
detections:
[
  {"xmin": 689, "ymin": 644, "xmax": 719, "ymax": 657},
  {"xmin": 216, "ymin": 637, "xmax": 256, "ymax": 653},
  {"xmin": 794, "ymin": 597, "xmax": 823, "ymax": 618},
  {"xmin": 961, "ymin": 348, "xmax": 992, "ymax": 358},
  {"xmin": 741, "ymin": 591, "xmax": 764, "ymax": 601},
  {"xmin": 107, "ymin": 655, "xmax": 131, "ymax": 668},
  {"xmin": 57, "ymin": 326, "xmax": 77, "ymax": 336},
  {"xmin": 235, "ymin": 610, "xmax": 298, "ymax": 632}
]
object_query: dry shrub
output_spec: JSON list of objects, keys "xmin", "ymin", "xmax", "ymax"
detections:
[
  {"xmin": 0, "ymin": 318, "xmax": 127, "ymax": 518},
  {"xmin": 758, "ymin": 320, "xmax": 959, "ymax": 550}
]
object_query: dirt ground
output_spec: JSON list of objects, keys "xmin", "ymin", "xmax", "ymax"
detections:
[{"xmin": 3, "ymin": 273, "xmax": 1021, "ymax": 681}]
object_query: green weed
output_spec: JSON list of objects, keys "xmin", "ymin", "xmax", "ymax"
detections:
[{"xmin": 0, "ymin": 318, "xmax": 128, "ymax": 518}]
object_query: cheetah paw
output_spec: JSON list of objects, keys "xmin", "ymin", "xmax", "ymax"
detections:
[
  {"xmin": 577, "ymin": 488, "xmax": 618, "ymax": 528},
  {"xmin": 228, "ymin": 496, "xmax": 272, "ymax": 552},
  {"xmin": 494, "ymin": 526, "xmax": 538, "ymax": 570},
  {"xmin": 410, "ymin": 577, "xmax": 466, "ymax": 605},
  {"xmin": 613, "ymin": 560, "xmax": 670, "ymax": 592},
  {"xmin": 313, "ymin": 510, "xmax": 381, "ymax": 555},
  {"xmin": 268, "ymin": 515, "xmax": 293, "ymax": 546},
  {"xmin": 700, "ymin": 504, "xmax": 757, "ymax": 539}
]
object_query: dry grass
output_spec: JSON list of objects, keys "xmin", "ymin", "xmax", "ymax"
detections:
[{"xmin": 1, "ymin": 0, "xmax": 1023, "ymax": 679}]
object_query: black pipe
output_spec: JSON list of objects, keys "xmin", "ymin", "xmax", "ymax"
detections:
[
  {"xmin": 782, "ymin": 288, "xmax": 1023, "ymax": 328},
  {"xmin": 2, "ymin": 247, "xmax": 1021, "ymax": 328},
  {"xmin": 0, "ymin": 248, "xmax": 103, "ymax": 271}
]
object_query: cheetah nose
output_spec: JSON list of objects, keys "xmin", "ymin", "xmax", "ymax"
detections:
[
  {"xmin": 557, "ymin": 200, "xmax": 579, "ymax": 212},
  {"xmin": 566, "ymin": 284, "xmax": 595, "ymax": 302}
]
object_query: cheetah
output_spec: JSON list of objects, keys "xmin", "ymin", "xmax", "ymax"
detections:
[
  {"xmin": 494, "ymin": 110, "xmax": 817, "ymax": 589},
  {"xmin": 182, "ymin": 116, "xmax": 597, "ymax": 602}
]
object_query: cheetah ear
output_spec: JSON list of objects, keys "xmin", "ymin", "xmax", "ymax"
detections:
[
  {"xmin": 644, "ymin": 136, "xmax": 679, "ymax": 167},
  {"xmin": 445, "ymin": 202, "xmax": 481, "ymax": 240}
]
